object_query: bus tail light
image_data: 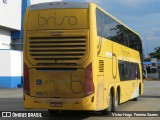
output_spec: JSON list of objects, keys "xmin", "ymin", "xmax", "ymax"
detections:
[
  {"xmin": 85, "ymin": 63, "xmax": 94, "ymax": 97},
  {"xmin": 24, "ymin": 63, "xmax": 30, "ymax": 95}
]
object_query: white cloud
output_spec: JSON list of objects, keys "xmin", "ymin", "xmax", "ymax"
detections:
[
  {"xmin": 90, "ymin": 0, "xmax": 146, "ymax": 7},
  {"xmin": 114, "ymin": 0, "xmax": 157, "ymax": 6},
  {"xmin": 84, "ymin": 0, "xmax": 101, "ymax": 4},
  {"xmin": 145, "ymin": 29, "xmax": 160, "ymax": 41},
  {"xmin": 30, "ymin": 0, "xmax": 62, "ymax": 4},
  {"xmin": 113, "ymin": 13, "xmax": 160, "ymax": 54},
  {"xmin": 142, "ymin": 28, "xmax": 160, "ymax": 54}
]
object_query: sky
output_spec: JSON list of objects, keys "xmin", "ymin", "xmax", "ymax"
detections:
[
  {"xmin": 59, "ymin": 0, "xmax": 160, "ymax": 56},
  {"xmin": 41, "ymin": 0, "xmax": 160, "ymax": 56},
  {"xmin": 95, "ymin": 0, "xmax": 160, "ymax": 56}
]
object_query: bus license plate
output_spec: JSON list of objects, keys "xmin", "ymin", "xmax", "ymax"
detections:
[{"xmin": 50, "ymin": 102, "xmax": 62, "ymax": 107}]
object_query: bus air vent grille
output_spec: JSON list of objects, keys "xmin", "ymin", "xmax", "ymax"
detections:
[
  {"xmin": 99, "ymin": 60, "xmax": 104, "ymax": 72},
  {"xmin": 29, "ymin": 36, "xmax": 86, "ymax": 67}
]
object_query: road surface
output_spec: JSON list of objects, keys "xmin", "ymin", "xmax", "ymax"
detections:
[{"xmin": 0, "ymin": 80, "xmax": 160, "ymax": 120}]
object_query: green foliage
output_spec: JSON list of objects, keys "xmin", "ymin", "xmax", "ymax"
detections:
[
  {"xmin": 144, "ymin": 58, "xmax": 150, "ymax": 62},
  {"xmin": 149, "ymin": 47, "xmax": 160, "ymax": 59}
]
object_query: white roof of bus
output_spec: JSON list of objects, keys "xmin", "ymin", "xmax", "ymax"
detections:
[{"xmin": 30, "ymin": 2, "xmax": 90, "ymax": 10}]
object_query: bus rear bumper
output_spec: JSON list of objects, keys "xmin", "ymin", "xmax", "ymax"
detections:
[{"xmin": 24, "ymin": 94, "xmax": 96, "ymax": 111}]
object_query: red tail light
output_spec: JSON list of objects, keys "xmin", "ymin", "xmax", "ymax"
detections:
[
  {"xmin": 85, "ymin": 63, "xmax": 94, "ymax": 96},
  {"xmin": 24, "ymin": 63, "xmax": 30, "ymax": 95}
]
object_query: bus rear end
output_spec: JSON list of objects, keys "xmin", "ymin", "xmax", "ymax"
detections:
[{"xmin": 23, "ymin": 2, "xmax": 96, "ymax": 111}]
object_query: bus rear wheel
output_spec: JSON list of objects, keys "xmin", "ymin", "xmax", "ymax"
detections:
[
  {"xmin": 112, "ymin": 91, "xmax": 119, "ymax": 111},
  {"xmin": 101, "ymin": 91, "xmax": 118, "ymax": 114},
  {"xmin": 48, "ymin": 109, "xmax": 59, "ymax": 115}
]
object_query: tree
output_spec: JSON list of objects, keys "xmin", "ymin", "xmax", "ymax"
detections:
[
  {"xmin": 149, "ymin": 47, "xmax": 160, "ymax": 59},
  {"xmin": 143, "ymin": 57, "xmax": 150, "ymax": 62}
]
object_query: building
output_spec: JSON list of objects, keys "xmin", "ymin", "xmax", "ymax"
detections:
[
  {"xmin": 0, "ymin": 0, "xmax": 61, "ymax": 88},
  {"xmin": 0, "ymin": 0, "xmax": 22, "ymax": 88}
]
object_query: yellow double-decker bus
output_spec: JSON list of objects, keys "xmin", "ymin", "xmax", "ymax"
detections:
[{"xmin": 23, "ymin": 2, "xmax": 143, "ymax": 114}]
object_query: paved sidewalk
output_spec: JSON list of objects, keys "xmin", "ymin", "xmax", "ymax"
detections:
[{"xmin": 0, "ymin": 88, "xmax": 23, "ymax": 98}]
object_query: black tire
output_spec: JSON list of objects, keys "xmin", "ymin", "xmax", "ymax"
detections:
[
  {"xmin": 107, "ymin": 92, "xmax": 112, "ymax": 112},
  {"xmin": 101, "ymin": 91, "xmax": 118, "ymax": 114},
  {"xmin": 133, "ymin": 97, "xmax": 138, "ymax": 101},
  {"xmin": 112, "ymin": 91, "xmax": 118, "ymax": 112},
  {"xmin": 48, "ymin": 109, "xmax": 59, "ymax": 115},
  {"xmin": 101, "ymin": 92, "xmax": 112, "ymax": 115}
]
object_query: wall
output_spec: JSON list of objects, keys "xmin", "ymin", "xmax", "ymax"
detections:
[
  {"xmin": 0, "ymin": 29, "xmax": 11, "ymax": 49},
  {"xmin": 0, "ymin": 0, "xmax": 63, "ymax": 88},
  {"xmin": 0, "ymin": 0, "xmax": 22, "ymax": 30},
  {"xmin": 0, "ymin": 50, "xmax": 22, "ymax": 88}
]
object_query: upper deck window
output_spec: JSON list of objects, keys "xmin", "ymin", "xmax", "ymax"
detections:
[{"xmin": 96, "ymin": 8, "xmax": 142, "ymax": 53}]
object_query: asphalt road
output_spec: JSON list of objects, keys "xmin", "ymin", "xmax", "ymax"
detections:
[{"xmin": 0, "ymin": 80, "xmax": 160, "ymax": 120}]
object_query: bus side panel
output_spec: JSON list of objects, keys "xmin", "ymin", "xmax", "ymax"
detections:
[
  {"xmin": 96, "ymin": 76, "xmax": 104, "ymax": 110},
  {"xmin": 103, "ymin": 57, "xmax": 112, "ymax": 109},
  {"xmin": 97, "ymin": 38, "xmax": 113, "ymax": 110}
]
